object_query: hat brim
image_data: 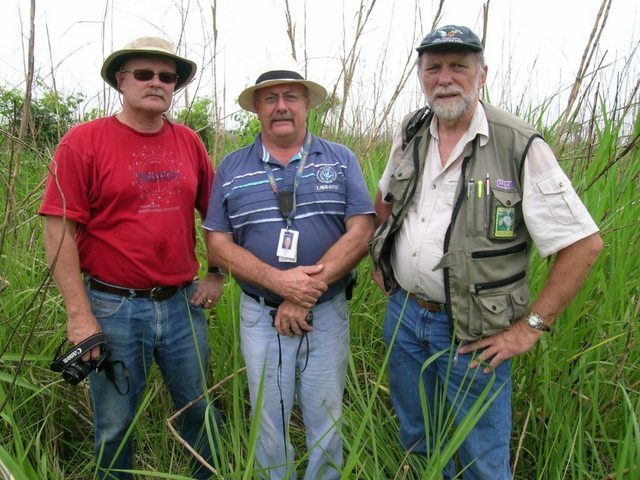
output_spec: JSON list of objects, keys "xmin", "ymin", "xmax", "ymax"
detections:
[
  {"xmin": 238, "ymin": 79, "xmax": 327, "ymax": 113},
  {"xmin": 100, "ymin": 48, "xmax": 197, "ymax": 91},
  {"xmin": 416, "ymin": 41, "xmax": 483, "ymax": 54}
]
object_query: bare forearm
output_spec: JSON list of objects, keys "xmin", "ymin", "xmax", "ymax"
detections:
[
  {"xmin": 44, "ymin": 216, "xmax": 100, "ymax": 344},
  {"xmin": 530, "ymin": 232, "xmax": 604, "ymax": 324},
  {"xmin": 313, "ymin": 214, "xmax": 375, "ymax": 285},
  {"xmin": 44, "ymin": 217, "xmax": 91, "ymax": 318},
  {"xmin": 208, "ymin": 232, "xmax": 281, "ymax": 292},
  {"xmin": 374, "ymin": 189, "xmax": 392, "ymax": 227}
]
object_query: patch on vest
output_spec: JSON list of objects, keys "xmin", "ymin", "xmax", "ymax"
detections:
[{"xmin": 494, "ymin": 207, "xmax": 515, "ymax": 238}]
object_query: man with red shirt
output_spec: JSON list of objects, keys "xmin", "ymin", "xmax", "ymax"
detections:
[{"xmin": 40, "ymin": 37, "xmax": 222, "ymax": 479}]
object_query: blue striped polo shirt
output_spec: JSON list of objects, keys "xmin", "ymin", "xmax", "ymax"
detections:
[{"xmin": 203, "ymin": 133, "xmax": 374, "ymax": 302}]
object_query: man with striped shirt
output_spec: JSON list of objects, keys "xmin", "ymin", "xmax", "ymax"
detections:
[{"xmin": 204, "ymin": 68, "xmax": 374, "ymax": 479}]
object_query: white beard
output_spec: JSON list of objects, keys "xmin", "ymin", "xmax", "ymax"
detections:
[{"xmin": 427, "ymin": 85, "xmax": 478, "ymax": 121}]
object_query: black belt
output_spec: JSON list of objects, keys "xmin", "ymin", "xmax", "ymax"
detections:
[
  {"xmin": 89, "ymin": 278, "xmax": 191, "ymax": 302},
  {"xmin": 243, "ymin": 290, "xmax": 333, "ymax": 309},
  {"xmin": 408, "ymin": 292, "xmax": 447, "ymax": 313}
]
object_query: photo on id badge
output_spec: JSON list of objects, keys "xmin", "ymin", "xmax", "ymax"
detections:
[{"xmin": 277, "ymin": 228, "xmax": 298, "ymax": 262}]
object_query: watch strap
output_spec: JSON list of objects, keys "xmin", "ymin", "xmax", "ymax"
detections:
[{"xmin": 207, "ymin": 266, "xmax": 226, "ymax": 276}]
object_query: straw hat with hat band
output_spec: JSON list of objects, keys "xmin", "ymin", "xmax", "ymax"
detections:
[
  {"xmin": 101, "ymin": 36, "xmax": 197, "ymax": 91},
  {"xmin": 238, "ymin": 70, "xmax": 327, "ymax": 113}
]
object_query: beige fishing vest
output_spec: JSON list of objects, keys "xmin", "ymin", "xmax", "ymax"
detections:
[{"xmin": 370, "ymin": 102, "xmax": 542, "ymax": 341}]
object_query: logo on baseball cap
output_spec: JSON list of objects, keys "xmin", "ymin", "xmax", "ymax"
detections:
[{"xmin": 416, "ymin": 25, "xmax": 483, "ymax": 54}]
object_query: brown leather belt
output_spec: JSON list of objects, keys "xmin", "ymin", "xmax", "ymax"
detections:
[
  {"xmin": 409, "ymin": 293, "xmax": 447, "ymax": 313},
  {"xmin": 89, "ymin": 278, "xmax": 191, "ymax": 302}
]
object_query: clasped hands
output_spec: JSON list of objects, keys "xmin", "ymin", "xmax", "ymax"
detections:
[{"xmin": 271, "ymin": 264, "xmax": 326, "ymax": 337}]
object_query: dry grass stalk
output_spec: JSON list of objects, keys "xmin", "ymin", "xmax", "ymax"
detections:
[
  {"xmin": 363, "ymin": 0, "xmax": 425, "ymax": 154},
  {"xmin": 430, "ymin": 0, "xmax": 445, "ymax": 30},
  {"xmin": 1, "ymin": 0, "xmax": 35, "ymax": 259},
  {"xmin": 166, "ymin": 366, "xmax": 247, "ymax": 475},
  {"xmin": 210, "ymin": 0, "xmax": 222, "ymax": 166},
  {"xmin": 558, "ymin": 0, "xmax": 612, "ymax": 135},
  {"xmin": 284, "ymin": 0, "xmax": 297, "ymax": 62},
  {"xmin": 335, "ymin": 0, "xmax": 378, "ymax": 135},
  {"xmin": 481, "ymin": 0, "xmax": 490, "ymax": 49}
]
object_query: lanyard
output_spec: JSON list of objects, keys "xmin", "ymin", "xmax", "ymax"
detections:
[{"xmin": 262, "ymin": 133, "xmax": 312, "ymax": 228}]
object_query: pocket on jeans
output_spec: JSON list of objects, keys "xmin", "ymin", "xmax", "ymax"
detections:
[
  {"xmin": 89, "ymin": 292, "xmax": 126, "ymax": 318},
  {"xmin": 239, "ymin": 297, "xmax": 262, "ymax": 328}
]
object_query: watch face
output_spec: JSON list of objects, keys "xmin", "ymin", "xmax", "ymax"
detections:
[{"xmin": 527, "ymin": 313, "xmax": 549, "ymax": 331}]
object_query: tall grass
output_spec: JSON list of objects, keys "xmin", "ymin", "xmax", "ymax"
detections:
[{"xmin": 1, "ymin": 1, "xmax": 639, "ymax": 479}]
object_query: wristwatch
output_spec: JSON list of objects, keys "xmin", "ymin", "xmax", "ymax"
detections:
[
  {"xmin": 207, "ymin": 266, "xmax": 226, "ymax": 277},
  {"xmin": 525, "ymin": 312, "xmax": 550, "ymax": 332}
]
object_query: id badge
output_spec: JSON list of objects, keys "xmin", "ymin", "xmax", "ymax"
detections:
[{"xmin": 277, "ymin": 228, "xmax": 299, "ymax": 263}]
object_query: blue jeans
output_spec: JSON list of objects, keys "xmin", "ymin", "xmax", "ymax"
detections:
[
  {"xmin": 86, "ymin": 281, "xmax": 220, "ymax": 479},
  {"xmin": 240, "ymin": 291, "xmax": 349, "ymax": 480},
  {"xmin": 383, "ymin": 290, "xmax": 512, "ymax": 479}
]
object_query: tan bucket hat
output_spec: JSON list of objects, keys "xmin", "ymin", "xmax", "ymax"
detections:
[
  {"xmin": 238, "ymin": 69, "xmax": 327, "ymax": 113},
  {"xmin": 100, "ymin": 36, "xmax": 197, "ymax": 91}
]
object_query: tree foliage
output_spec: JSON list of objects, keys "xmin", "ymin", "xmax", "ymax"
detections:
[{"xmin": 0, "ymin": 81, "xmax": 88, "ymax": 146}]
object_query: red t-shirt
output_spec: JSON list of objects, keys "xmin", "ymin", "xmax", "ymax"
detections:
[{"xmin": 39, "ymin": 116, "xmax": 214, "ymax": 288}]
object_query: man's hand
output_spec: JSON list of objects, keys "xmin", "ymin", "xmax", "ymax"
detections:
[
  {"xmin": 273, "ymin": 300, "xmax": 314, "ymax": 337},
  {"xmin": 457, "ymin": 318, "xmax": 543, "ymax": 373},
  {"xmin": 67, "ymin": 314, "xmax": 103, "ymax": 362},
  {"xmin": 190, "ymin": 274, "xmax": 224, "ymax": 309},
  {"xmin": 275, "ymin": 264, "xmax": 328, "ymax": 308}
]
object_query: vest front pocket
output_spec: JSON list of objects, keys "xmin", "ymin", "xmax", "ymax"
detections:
[
  {"xmin": 470, "ymin": 292, "xmax": 511, "ymax": 337},
  {"xmin": 469, "ymin": 272, "xmax": 529, "ymax": 338}
]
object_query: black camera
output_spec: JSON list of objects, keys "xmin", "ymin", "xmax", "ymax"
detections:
[{"xmin": 50, "ymin": 333, "xmax": 111, "ymax": 385}]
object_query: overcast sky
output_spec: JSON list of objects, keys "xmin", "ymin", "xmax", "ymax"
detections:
[{"xmin": 1, "ymin": 0, "xmax": 638, "ymax": 128}]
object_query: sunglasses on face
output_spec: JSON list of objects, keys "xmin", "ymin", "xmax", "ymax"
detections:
[{"xmin": 120, "ymin": 69, "xmax": 179, "ymax": 84}]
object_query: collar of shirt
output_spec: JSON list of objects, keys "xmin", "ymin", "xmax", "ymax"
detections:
[
  {"xmin": 260, "ymin": 144, "xmax": 303, "ymax": 165},
  {"xmin": 429, "ymin": 102, "xmax": 490, "ymax": 171}
]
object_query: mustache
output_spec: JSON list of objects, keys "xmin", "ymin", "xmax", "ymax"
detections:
[
  {"xmin": 144, "ymin": 88, "xmax": 166, "ymax": 98},
  {"xmin": 432, "ymin": 86, "xmax": 464, "ymax": 98},
  {"xmin": 270, "ymin": 114, "xmax": 294, "ymax": 123}
]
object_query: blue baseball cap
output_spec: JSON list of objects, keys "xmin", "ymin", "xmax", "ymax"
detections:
[{"xmin": 416, "ymin": 25, "xmax": 483, "ymax": 54}]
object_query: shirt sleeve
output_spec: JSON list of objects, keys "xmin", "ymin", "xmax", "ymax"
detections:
[
  {"xmin": 38, "ymin": 140, "xmax": 91, "ymax": 224},
  {"xmin": 378, "ymin": 124, "xmax": 404, "ymax": 202},
  {"xmin": 344, "ymin": 148, "xmax": 375, "ymax": 218},
  {"xmin": 194, "ymin": 139, "xmax": 215, "ymax": 219},
  {"xmin": 202, "ymin": 157, "xmax": 233, "ymax": 233},
  {"xmin": 522, "ymin": 138, "xmax": 599, "ymax": 257}
]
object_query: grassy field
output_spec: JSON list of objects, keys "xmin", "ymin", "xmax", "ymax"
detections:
[
  {"xmin": 1, "ymin": 90, "xmax": 638, "ymax": 479},
  {"xmin": 1, "ymin": 6, "xmax": 640, "ymax": 480}
]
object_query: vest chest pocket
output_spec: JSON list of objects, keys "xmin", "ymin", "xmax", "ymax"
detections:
[{"xmin": 488, "ymin": 188, "xmax": 522, "ymax": 240}]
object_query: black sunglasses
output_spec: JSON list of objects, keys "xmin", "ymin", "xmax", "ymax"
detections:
[{"xmin": 120, "ymin": 69, "xmax": 179, "ymax": 84}]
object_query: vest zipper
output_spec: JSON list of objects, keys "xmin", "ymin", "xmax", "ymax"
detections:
[
  {"xmin": 471, "ymin": 242, "xmax": 527, "ymax": 259},
  {"xmin": 443, "ymin": 139, "xmax": 478, "ymax": 336},
  {"xmin": 474, "ymin": 270, "xmax": 526, "ymax": 294}
]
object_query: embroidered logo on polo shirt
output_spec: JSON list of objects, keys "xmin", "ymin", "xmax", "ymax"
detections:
[{"xmin": 316, "ymin": 166, "xmax": 338, "ymax": 184}]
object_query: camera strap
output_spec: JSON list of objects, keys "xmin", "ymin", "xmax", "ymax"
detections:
[
  {"xmin": 50, "ymin": 333, "xmax": 130, "ymax": 396},
  {"xmin": 50, "ymin": 333, "xmax": 107, "ymax": 372}
]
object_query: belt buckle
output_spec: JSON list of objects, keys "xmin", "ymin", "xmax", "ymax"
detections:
[{"xmin": 149, "ymin": 287, "xmax": 163, "ymax": 301}]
